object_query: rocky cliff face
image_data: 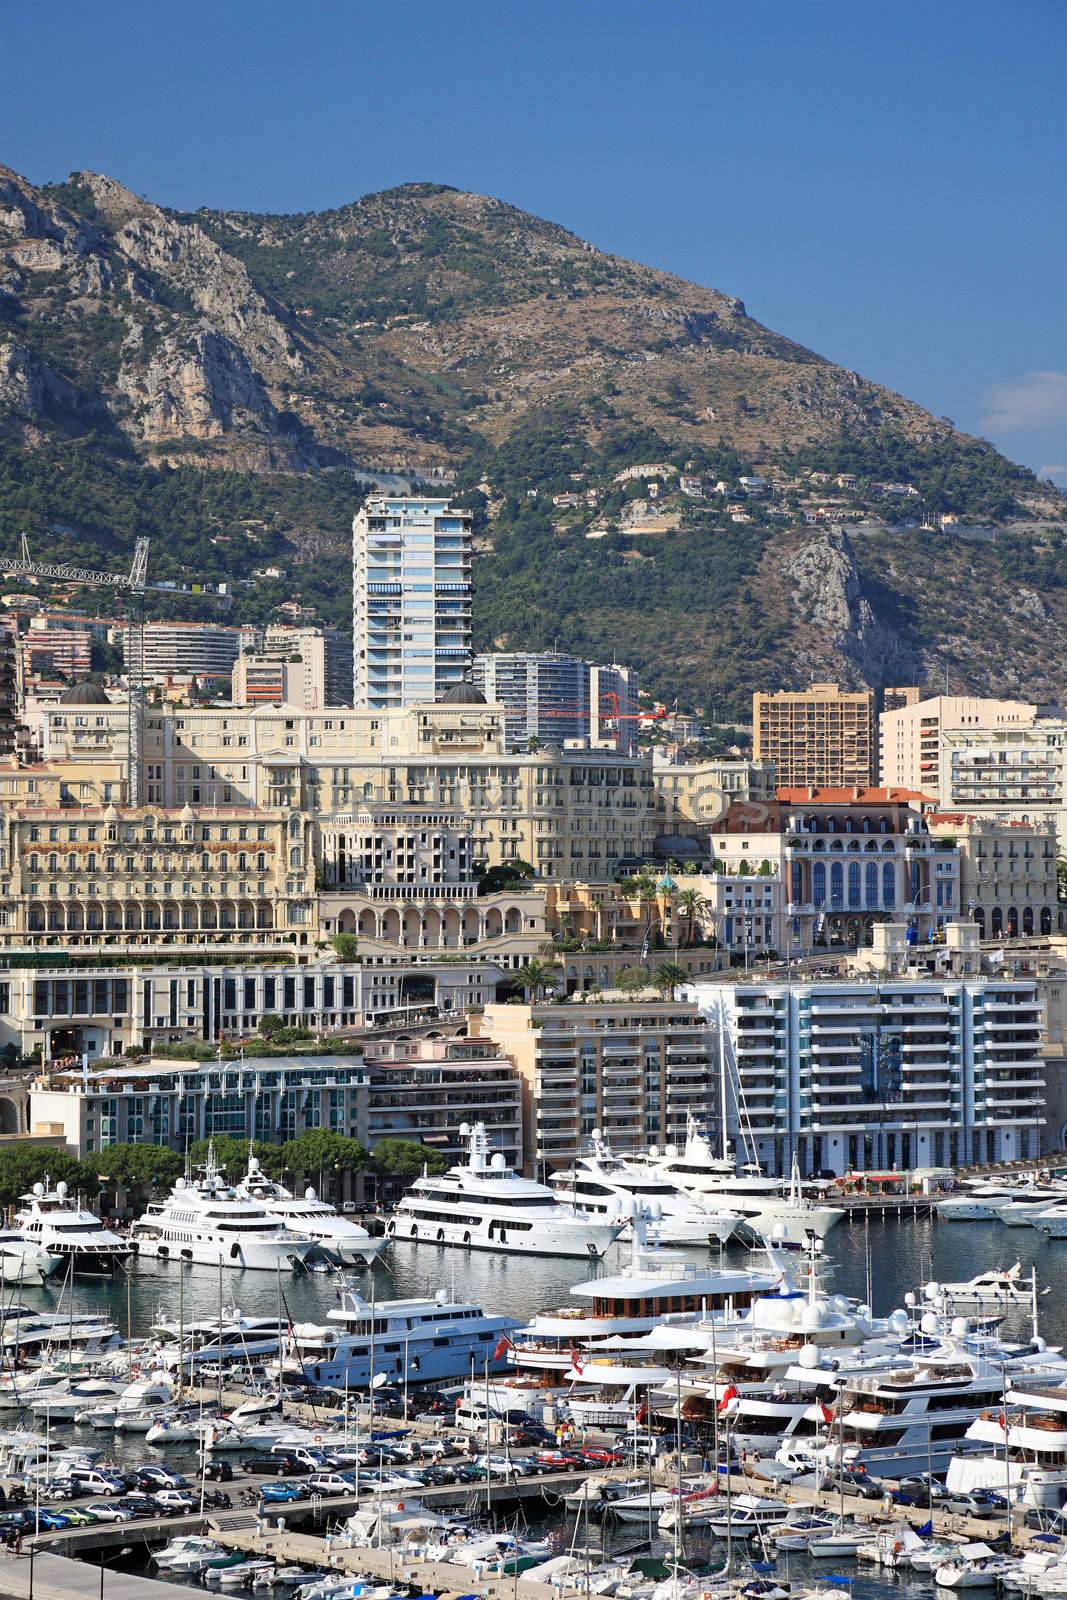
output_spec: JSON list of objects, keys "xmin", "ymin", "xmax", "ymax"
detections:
[
  {"xmin": 0, "ymin": 163, "xmax": 978, "ymax": 473},
  {"xmin": 785, "ymin": 529, "xmax": 921, "ymax": 686},
  {"xmin": 0, "ymin": 167, "xmax": 313, "ymax": 466}
]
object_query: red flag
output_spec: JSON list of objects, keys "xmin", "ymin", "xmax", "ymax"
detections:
[
  {"xmin": 493, "ymin": 1336, "xmax": 513, "ymax": 1361},
  {"xmin": 997, "ymin": 1410, "xmax": 1006, "ymax": 1429},
  {"xmin": 820, "ymin": 1402, "xmax": 834, "ymax": 1424},
  {"xmin": 570, "ymin": 1349, "xmax": 584, "ymax": 1375},
  {"xmin": 636, "ymin": 1401, "xmax": 649, "ymax": 1424},
  {"xmin": 718, "ymin": 1383, "xmax": 739, "ymax": 1414}
]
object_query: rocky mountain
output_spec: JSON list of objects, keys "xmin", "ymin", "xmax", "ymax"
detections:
[{"xmin": 0, "ymin": 163, "xmax": 1063, "ymax": 717}]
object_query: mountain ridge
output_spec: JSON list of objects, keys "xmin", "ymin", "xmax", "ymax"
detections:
[{"xmin": 0, "ymin": 163, "xmax": 1063, "ymax": 718}]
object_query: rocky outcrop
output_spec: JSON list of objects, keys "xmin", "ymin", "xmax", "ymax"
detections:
[
  {"xmin": 72, "ymin": 171, "xmax": 306, "ymax": 377},
  {"xmin": 116, "ymin": 327, "xmax": 282, "ymax": 443},
  {"xmin": 785, "ymin": 529, "xmax": 921, "ymax": 685},
  {"xmin": 0, "ymin": 340, "xmax": 90, "ymax": 422}
]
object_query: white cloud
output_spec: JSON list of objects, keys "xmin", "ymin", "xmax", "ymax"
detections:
[
  {"xmin": 982, "ymin": 370, "xmax": 1067, "ymax": 433},
  {"xmin": 1038, "ymin": 463, "xmax": 1067, "ymax": 483}
]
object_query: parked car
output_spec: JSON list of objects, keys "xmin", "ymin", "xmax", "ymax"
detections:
[
  {"xmin": 259, "ymin": 1482, "xmax": 309, "ymax": 1505},
  {"xmin": 943, "ymin": 1490, "xmax": 1007, "ymax": 1518},
  {"xmin": 242, "ymin": 1454, "xmax": 310, "ymax": 1477},
  {"xmin": 307, "ymin": 1472, "xmax": 359, "ymax": 1496},
  {"xmin": 1024, "ymin": 1507, "xmax": 1067, "ymax": 1533},
  {"xmin": 84, "ymin": 1502, "xmax": 136, "ymax": 1523},
  {"xmin": 200, "ymin": 1460, "xmax": 234, "ymax": 1483},
  {"xmin": 151, "ymin": 1490, "xmax": 196, "ymax": 1514}
]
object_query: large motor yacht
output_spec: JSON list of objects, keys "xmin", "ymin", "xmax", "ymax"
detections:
[
  {"xmin": 130, "ymin": 1148, "xmax": 315, "ymax": 1271},
  {"xmin": 14, "ymin": 1180, "xmax": 131, "ymax": 1276},
  {"xmin": 631, "ymin": 1116, "xmax": 845, "ymax": 1246},
  {"xmin": 548, "ymin": 1130, "xmax": 741, "ymax": 1248},
  {"xmin": 497, "ymin": 1213, "xmax": 781, "ymax": 1425},
  {"xmin": 273, "ymin": 1284, "xmax": 522, "ymax": 1390},
  {"xmin": 236, "ymin": 1155, "xmax": 385, "ymax": 1266},
  {"xmin": 947, "ymin": 1376, "xmax": 1067, "ymax": 1509},
  {"xmin": 780, "ymin": 1331, "xmax": 1067, "ymax": 1479},
  {"xmin": 387, "ymin": 1122, "xmax": 623, "ymax": 1258}
]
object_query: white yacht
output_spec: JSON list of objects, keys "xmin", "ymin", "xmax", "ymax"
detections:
[
  {"xmin": 130, "ymin": 1150, "xmax": 315, "ymax": 1271},
  {"xmin": 549, "ymin": 1130, "xmax": 741, "ymax": 1248},
  {"xmin": 273, "ymin": 1284, "xmax": 521, "ymax": 1390},
  {"xmin": 236, "ymin": 1155, "xmax": 385, "ymax": 1266},
  {"xmin": 938, "ymin": 1184, "xmax": 1018, "ymax": 1221},
  {"xmin": 931, "ymin": 1265, "xmax": 1035, "ymax": 1311},
  {"xmin": 499, "ymin": 1217, "xmax": 781, "ymax": 1424},
  {"xmin": 1031, "ymin": 1207, "xmax": 1067, "ymax": 1239},
  {"xmin": 14, "ymin": 1181, "xmax": 131, "ymax": 1276},
  {"xmin": 0, "ymin": 1230, "xmax": 62, "ymax": 1284},
  {"xmin": 781, "ymin": 1334, "xmax": 1067, "ymax": 1478},
  {"xmin": 387, "ymin": 1122, "xmax": 623, "ymax": 1258},
  {"xmin": 631, "ymin": 1117, "xmax": 845, "ymax": 1246},
  {"xmin": 947, "ymin": 1377, "xmax": 1067, "ymax": 1509},
  {"xmin": 150, "ymin": 1309, "xmax": 291, "ymax": 1378}
]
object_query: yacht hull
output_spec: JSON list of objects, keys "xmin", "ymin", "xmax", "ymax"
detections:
[
  {"xmin": 387, "ymin": 1213, "xmax": 620, "ymax": 1258},
  {"xmin": 131, "ymin": 1237, "xmax": 312, "ymax": 1271}
]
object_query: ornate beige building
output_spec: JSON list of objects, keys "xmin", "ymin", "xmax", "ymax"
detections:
[
  {"xmin": 0, "ymin": 802, "xmax": 316, "ymax": 946},
  {"xmin": 43, "ymin": 695, "xmax": 660, "ymax": 881}
]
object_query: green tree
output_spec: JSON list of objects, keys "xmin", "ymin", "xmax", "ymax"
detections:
[
  {"xmin": 370, "ymin": 1137, "xmax": 449, "ymax": 1179},
  {"xmin": 1058, "ymin": 857, "xmax": 1067, "ymax": 903},
  {"xmin": 615, "ymin": 964, "xmax": 651, "ymax": 994},
  {"xmin": 91, "ymin": 1143, "xmax": 184, "ymax": 1188},
  {"xmin": 0, "ymin": 1145, "xmax": 86, "ymax": 1208},
  {"xmin": 330, "ymin": 933, "xmax": 359, "ymax": 962},
  {"xmin": 258, "ymin": 1014, "xmax": 285, "ymax": 1038},
  {"xmin": 654, "ymin": 962, "xmax": 688, "ymax": 1000},
  {"xmin": 281, "ymin": 1129, "xmax": 368, "ymax": 1184},
  {"xmin": 520, "ymin": 957, "xmax": 562, "ymax": 1001},
  {"xmin": 478, "ymin": 860, "xmax": 536, "ymax": 896}
]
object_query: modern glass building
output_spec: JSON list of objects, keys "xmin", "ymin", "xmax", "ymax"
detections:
[{"xmin": 352, "ymin": 496, "xmax": 472, "ymax": 709}]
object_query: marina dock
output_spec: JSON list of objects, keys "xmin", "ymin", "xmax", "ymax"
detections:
[{"xmin": 0, "ymin": 1550, "xmax": 206, "ymax": 1600}]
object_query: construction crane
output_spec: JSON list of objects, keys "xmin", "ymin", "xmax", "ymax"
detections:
[{"xmin": 0, "ymin": 533, "xmax": 225, "ymax": 806}]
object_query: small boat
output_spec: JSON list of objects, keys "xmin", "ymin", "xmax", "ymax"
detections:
[
  {"xmin": 807, "ymin": 1524, "xmax": 868, "ymax": 1558},
  {"xmin": 935, "ymin": 1265, "xmax": 1032, "ymax": 1307},
  {"xmin": 153, "ymin": 1535, "xmax": 231, "ymax": 1575},
  {"xmin": 934, "ymin": 1544, "xmax": 1010, "ymax": 1588}
]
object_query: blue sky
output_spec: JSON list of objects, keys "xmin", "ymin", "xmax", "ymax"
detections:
[{"xmin": 3, "ymin": 0, "xmax": 1065, "ymax": 479}]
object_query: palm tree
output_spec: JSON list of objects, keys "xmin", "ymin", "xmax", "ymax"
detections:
[
  {"xmin": 637, "ymin": 880, "xmax": 659, "ymax": 944},
  {"xmin": 521, "ymin": 957, "xmax": 562, "ymax": 1001},
  {"xmin": 675, "ymin": 887, "xmax": 707, "ymax": 947},
  {"xmin": 654, "ymin": 961, "xmax": 687, "ymax": 1000}
]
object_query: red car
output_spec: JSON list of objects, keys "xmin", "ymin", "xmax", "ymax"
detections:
[
  {"xmin": 534, "ymin": 1450, "xmax": 584, "ymax": 1470},
  {"xmin": 577, "ymin": 1447, "xmax": 624, "ymax": 1466}
]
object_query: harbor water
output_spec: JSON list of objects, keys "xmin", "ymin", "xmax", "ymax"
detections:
[
  {"xmin": 14, "ymin": 1213, "xmax": 1067, "ymax": 1598},
  {"xmin": 18, "ymin": 1211, "xmax": 1067, "ymax": 1342}
]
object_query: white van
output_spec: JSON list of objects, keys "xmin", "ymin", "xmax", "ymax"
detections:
[{"xmin": 454, "ymin": 1397, "xmax": 528, "ymax": 1434}]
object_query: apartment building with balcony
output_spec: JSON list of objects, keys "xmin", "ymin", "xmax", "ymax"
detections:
[
  {"xmin": 30, "ymin": 1053, "xmax": 372, "ymax": 1160},
  {"xmin": 363, "ymin": 1035, "xmax": 523, "ymax": 1171},
  {"xmin": 753, "ymin": 683, "xmax": 875, "ymax": 788},
  {"xmin": 352, "ymin": 495, "xmax": 472, "ymax": 709},
  {"xmin": 879, "ymin": 695, "xmax": 1039, "ymax": 796},
  {"xmin": 926, "ymin": 813, "xmax": 1060, "ymax": 939},
  {"xmin": 470, "ymin": 1000, "xmax": 715, "ymax": 1173},
  {"xmin": 941, "ymin": 723, "xmax": 1067, "ymax": 827},
  {"xmin": 684, "ymin": 973, "xmax": 1046, "ymax": 1178}
]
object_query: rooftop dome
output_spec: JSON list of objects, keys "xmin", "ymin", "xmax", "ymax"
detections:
[
  {"xmin": 58, "ymin": 680, "xmax": 111, "ymax": 706},
  {"xmin": 438, "ymin": 680, "xmax": 487, "ymax": 706}
]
